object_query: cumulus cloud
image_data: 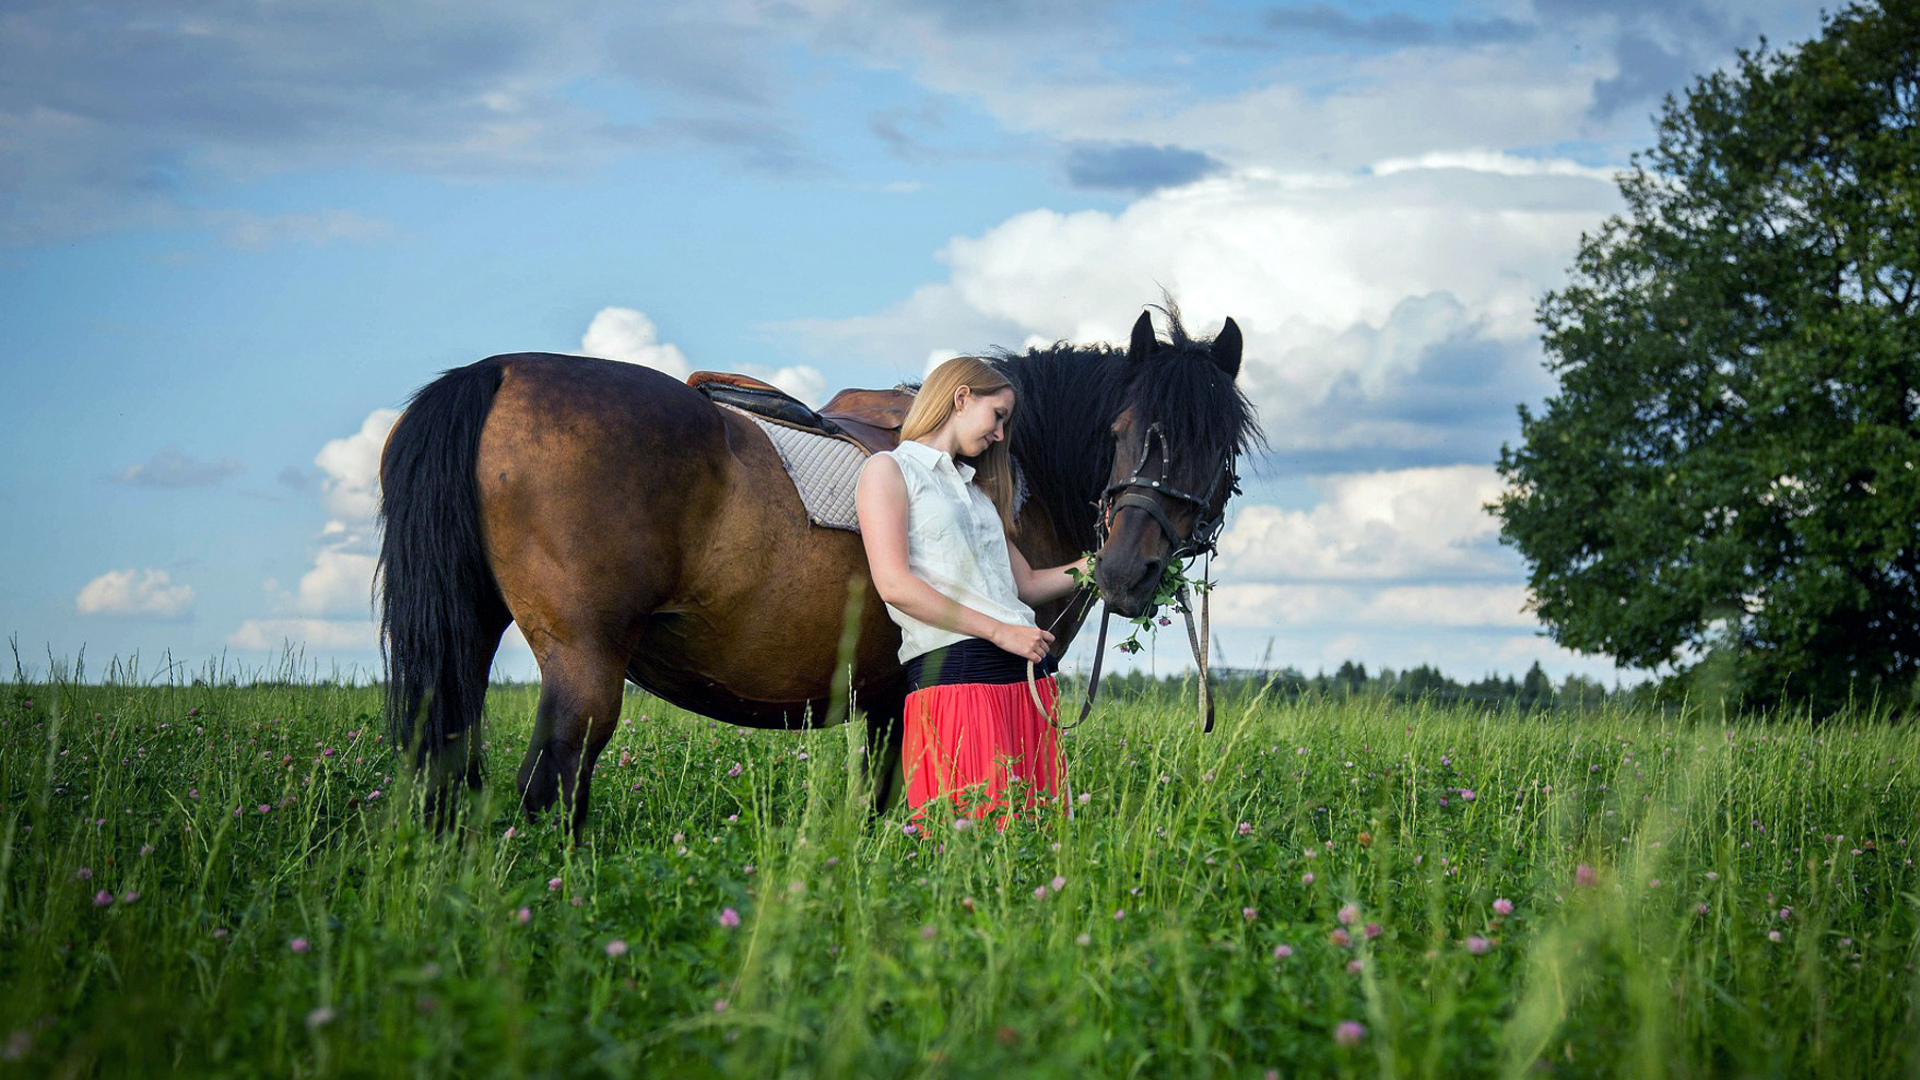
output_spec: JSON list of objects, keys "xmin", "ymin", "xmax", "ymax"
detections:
[
  {"xmin": 789, "ymin": 164, "xmax": 1601, "ymax": 467},
  {"xmin": 76, "ymin": 569, "xmax": 195, "ymax": 619},
  {"xmin": 314, "ymin": 408, "xmax": 400, "ymax": 524},
  {"xmin": 228, "ymin": 618, "xmax": 377, "ymax": 652},
  {"xmin": 582, "ymin": 306, "xmax": 827, "ymax": 405},
  {"xmin": 113, "ymin": 445, "xmax": 242, "ymax": 488},
  {"xmin": 582, "ymin": 307, "xmax": 692, "ymax": 379},
  {"xmin": 1217, "ymin": 465, "xmax": 1513, "ymax": 584}
]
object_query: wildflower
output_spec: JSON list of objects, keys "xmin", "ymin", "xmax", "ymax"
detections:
[
  {"xmin": 122, "ymin": 891, "xmax": 139, "ymax": 904},
  {"xmin": 290, "ymin": 938, "xmax": 311, "ymax": 954},
  {"xmin": 1329, "ymin": 927, "xmax": 1351, "ymax": 948},
  {"xmin": 1459, "ymin": 789, "xmax": 1476, "ymax": 802},
  {"xmin": 1493, "ymin": 897, "xmax": 1514, "ymax": 916},
  {"xmin": 1051, "ymin": 875, "xmax": 1066, "ymax": 891},
  {"xmin": 1077, "ymin": 792, "xmax": 1091, "ymax": 805},
  {"xmin": 1238, "ymin": 822, "xmax": 1253, "ymax": 836},
  {"xmin": 93, "ymin": 890, "xmax": 113, "ymax": 907},
  {"xmin": 1346, "ymin": 958, "xmax": 1364, "ymax": 974},
  {"xmin": 1334, "ymin": 1020, "xmax": 1367, "ymax": 1046},
  {"xmin": 306, "ymin": 1006, "xmax": 335, "ymax": 1029},
  {"xmin": 213, "ymin": 928, "xmax": 228, "ymax": 939},
  {"xmin": 1357, "ymin": 830, "xmax": 1373, "ymax": 847},
  {"xmin": 1301, "ymin": 872, "xmax": 1315, "ymax": 886},
  {"xmin": 1767, "ymin": 930, "xmax": 1783, "ymax": 943},
  {"xmin": 726, "ymin": 763, "xmax": 742, "ymax": 777},
  {"xmin": 1466, "ymin": 936, "xmax": 1491, "ymax": 955},
  {"xmin": 139, "ymin": 844, "xmax": 154, "ymax": 857},
  {"xmin": 1076, "ymin": 933, "xmax": 1091, "ymax": 946},
  {"xmin": 1705, "ymin": 871, "xmax": 1720, "ymax": 881},
  {"xmin": 1337, "ymin": 903, "xmax": 1360, "ymax": 925},
  {"xmin": 605, "ymin": 940, "xmax": 628, "ymax": 958},
  {"xmin": 1364, "ymin": 922, "xmax": 1382, "ymax": 940},
  {"xmin": 902, "ymin": 823, "xmax": 918, "ymax": 837},
  {"xmin": 1272, "ymin": 944, "xmax": 1293, "ymax": 960},
  {"xmin": 1778, "ymin": 906, "xmax": 1791, "ymax": 921},
  {"xmin": 516, "ymin": 907, "xmax": 532, "ymax": 925},
  {"xmin": 548, "ymin": 877, "xmax": 563, "ymax": 891},
  {"xmin": 1113, "ymin": 909, "xmax": 1126, "ymax": 921},
  {"xmin": 1648, "ymin": 878, "xmax": 1662, "ymax": 889},
  {"xmin": 1695, "ymin": 903, "xmax": 1710, "ymax": 915},
  {"xmin": 1242, "ymin": 907, "xmax": 1258, "ymax": 922},
  {"xmin": 713, "ymin": 998, "xmax": 730, "ymax": 1013},
  {"xmin": 1575, "ymin": 864, "xmax": 1598, "ymax": 888},
  {"xmin": 1033, "ymin": 886, "xmax": 1048, "ymax": 900},
  {"xmin": 961, "ymin": 897, "xmax": 975, "ymax": 911},
  {"xmin": 74, "ymin": 868, "xmax": 92, "ymax": 881},
  {"xmin": 719, "ymin": 908, "xmax": 741, "ymax": 928},
  {"xmin": 953, "ymin": 818, "xmax": 973, "ymax": 832}
]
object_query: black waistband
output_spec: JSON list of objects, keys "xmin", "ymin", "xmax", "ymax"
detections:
[{"xmin": 906, "ymin": 637, "xmax": 1058, "ymax": 689}]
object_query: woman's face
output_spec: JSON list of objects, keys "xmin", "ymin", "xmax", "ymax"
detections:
[{"xmin": 950, "ymin": 386, "xmax": 1014, "ymax": 457}]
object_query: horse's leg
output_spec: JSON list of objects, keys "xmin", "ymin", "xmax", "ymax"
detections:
[
  {"xmin": 865, "ymin": 695, "xmax": 905, "ymax": 819},
  {"xmin": 517, "ymin": 636, "xmax": 632, "ymax": 839}
]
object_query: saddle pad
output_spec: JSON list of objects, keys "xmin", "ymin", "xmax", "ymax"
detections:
[{"xmin": 723, "ymin": 404, "xmax": 868, "ymax": 532}]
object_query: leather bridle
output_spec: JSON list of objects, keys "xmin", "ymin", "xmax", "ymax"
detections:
[{"xmin": 1096, "ymin": 421, "xmax": 1239, "ymax": 558}]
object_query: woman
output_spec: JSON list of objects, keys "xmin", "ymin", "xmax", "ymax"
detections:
[{"xmin": 855, "ymin": 356, "xmax": 1089, "ymax": 826}]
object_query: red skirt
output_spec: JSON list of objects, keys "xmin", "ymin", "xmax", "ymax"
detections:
[{"xmin": 903, "ymin": 676, "xmax": 1065, "ymax": 826}]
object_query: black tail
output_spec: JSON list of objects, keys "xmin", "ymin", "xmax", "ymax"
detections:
[{"xmin": 378, "ymin": 358, "xmax": 513, "ymax": 772}]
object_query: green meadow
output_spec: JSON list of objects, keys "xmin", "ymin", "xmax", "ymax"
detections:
[{"xmin": 1, "ymin": 667, "xmax": 1915, "ymax": 1078}]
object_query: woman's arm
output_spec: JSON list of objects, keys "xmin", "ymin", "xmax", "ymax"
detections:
[
  {"xmin": 855, "ymin": 455, "xmax": 1055, "ymax": 662},
  {"xmin": 1008, "ymin": 544, "xmax": 1092, "ymax": 607}
]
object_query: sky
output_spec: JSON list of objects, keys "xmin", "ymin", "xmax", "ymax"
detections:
[{"xmin": 0, "ymin": 0, "xmax": 1836, "ymax": 687}]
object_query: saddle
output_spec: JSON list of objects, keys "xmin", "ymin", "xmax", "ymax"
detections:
[{"xmin": 687, "ymin": 371, "xmax": 912, "ymax": 455}]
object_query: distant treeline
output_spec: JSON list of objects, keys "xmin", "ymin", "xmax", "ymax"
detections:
[{"xmin": 1068, "ymin": 660, "xmax": 1621, "ymax": 711}]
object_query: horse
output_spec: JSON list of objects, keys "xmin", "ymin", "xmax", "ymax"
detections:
[{"xmin": 377, "ymin": 305, "xmax": 1261, "ymax": 834}]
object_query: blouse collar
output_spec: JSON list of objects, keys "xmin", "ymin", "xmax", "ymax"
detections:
[{"xmin": 898, "ymin": 438, "xmax": 975, "ymax": 483}]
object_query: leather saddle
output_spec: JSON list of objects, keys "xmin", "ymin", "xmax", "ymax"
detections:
[{"xmin": 688, "ymin": 371, "xmax": 913, "ymax": 455}]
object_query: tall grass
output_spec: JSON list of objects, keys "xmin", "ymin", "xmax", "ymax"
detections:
[{"xmin": 1, "ymin": 666, "xmax": 1914, "ymax": 1078}]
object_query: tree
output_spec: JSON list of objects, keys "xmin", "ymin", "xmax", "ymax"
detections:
[{"xmin": 1495, "ymin": 1, "xmax": 1920, "ymax": 712}]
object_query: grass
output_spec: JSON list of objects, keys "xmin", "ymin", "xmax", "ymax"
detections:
[{"xmin": 1, "ymin": 667, "xmax": 1916, "ymax": 1078}]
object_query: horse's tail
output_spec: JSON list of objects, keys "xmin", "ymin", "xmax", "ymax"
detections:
[{"xmin": 377, "ymin": 357, "xmax": 513, "ymax": 772}]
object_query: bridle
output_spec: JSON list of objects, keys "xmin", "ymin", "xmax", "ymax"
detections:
[
  {"xmin": 1096, "ymin": 421, "xmax": 1239, "ymax": 558},
  {"xmin": 1039, "ymin": 420, "xmax": 1239, "ymax": 736}
]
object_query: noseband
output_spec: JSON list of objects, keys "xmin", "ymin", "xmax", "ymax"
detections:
[{"xmin": 1097, "ymin": 422, "xmax": 1238, "ymax": 559}]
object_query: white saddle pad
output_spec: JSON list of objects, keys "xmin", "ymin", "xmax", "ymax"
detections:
[{"xmin": 723, "ymin": 404, "xmax": 868, "ymax": 532}]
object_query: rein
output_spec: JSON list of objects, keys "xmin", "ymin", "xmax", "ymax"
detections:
[{"xmin": 1028, "ymin": 423, "xmax": 1236, "ymax": 734}]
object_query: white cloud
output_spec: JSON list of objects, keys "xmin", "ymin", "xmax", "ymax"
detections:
[
  {"xmin": 228, "ymin": 618, "xmax": 376, "ymax": 652},
  {"xmin": 314, "ymin": 408, "xmax": 400, "ymax": 525},
  {"xmin": 284, "ymin": 548, "xmax": 378, "ymax": 617},
  {"xmin": 791, "ymin": 166, "xmax": 1606, "ymax": 458},
  {"xmin": 75, "ymin": 569, "xmax": 195, "ymax": 619},
  {"xmin": 582, "ymin": 306, "xmax": 692, "ymax": 379},
  {"xmin": 581, "ymin": 305, "xmax": 827, "ymax": 405},
  {"xmin": 1218, "ymin": 466, "xmax": 1512, "ymax": 583}
]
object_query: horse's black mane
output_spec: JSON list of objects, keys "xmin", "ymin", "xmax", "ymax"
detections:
[{"xmin": 996, "ymin": 305, "xmax": 1263, "ymax": 549}]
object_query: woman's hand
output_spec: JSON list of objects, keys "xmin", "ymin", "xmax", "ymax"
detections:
[{"xmin": 991, "ymin": 621, "xmax": 1055, "ymax": 664}]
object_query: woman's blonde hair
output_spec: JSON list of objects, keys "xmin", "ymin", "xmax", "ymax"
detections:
[{"xmin": 901, "ymin": 356, "xmax": 1018, "ymax": 533}]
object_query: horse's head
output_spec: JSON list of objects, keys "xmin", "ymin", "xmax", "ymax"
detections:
[{"xmin": 1092, "ymin": 310, "xmax": 1260, "ymax": 618}]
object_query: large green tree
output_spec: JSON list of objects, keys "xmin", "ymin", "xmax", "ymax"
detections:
[{"xmin": 1495, "ymin": 1, "xmax": 1920, "ymax": 712}]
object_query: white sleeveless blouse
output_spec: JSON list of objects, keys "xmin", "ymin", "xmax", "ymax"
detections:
[{"xmin": 877, "ymin": 439, "xmax": 1038, "ymax": 663}]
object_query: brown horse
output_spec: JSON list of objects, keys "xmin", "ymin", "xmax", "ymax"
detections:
[{"xmin": 378, "ymin": 306, "xmax": 1261, "ymax": 833}]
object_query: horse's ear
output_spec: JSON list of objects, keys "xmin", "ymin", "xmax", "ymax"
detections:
[
  {"xmin": 1211, "ymin": 317, "xmax": 1243, "ymax": 378},
  {"xmin": 1128, "ymin": 311, "xmax": 1157, "ymax": 364}
]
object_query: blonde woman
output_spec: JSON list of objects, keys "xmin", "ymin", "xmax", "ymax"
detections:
[{"xmin": 855, "ymin": 356, "xmax": 1089, "ymax": 826}]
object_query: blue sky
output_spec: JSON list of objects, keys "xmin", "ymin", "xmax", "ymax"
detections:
[{"xmin": 1, "ymin": 0, "xmax": 1833, "ymax": 685}]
